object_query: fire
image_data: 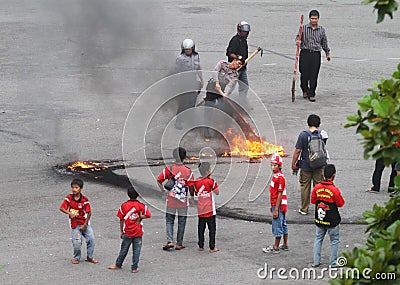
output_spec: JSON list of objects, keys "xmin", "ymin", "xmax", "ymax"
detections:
[
  {"xmin": 67, "ymin": 161, "xmax": 108, "ymax": 172},
  {"xmin": 223, "ymin": 128, "xmax": 285, "ymax": 158}
]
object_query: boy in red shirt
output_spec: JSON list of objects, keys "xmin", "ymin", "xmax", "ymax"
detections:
[
  {"xmin": 263, "ymin": 154, "xmax": 288, "ymax": 254},
  {"xmin": 108, "ymin": 186, "xmax": 151, "ymax": 273},
  {"xmin": 157, "ymin": 147, "xmax": 194, "ymax": 250},
  {"xmin": 189, "ymin": 162, "xmax": 220, "ymax": 252},
  {"xmin": 60, "ymin": 178, "xmax": 98, "ymax": 264},
  {"xmin": 311, "ymin": 164, "xmax": 345, "ymax": 267}
]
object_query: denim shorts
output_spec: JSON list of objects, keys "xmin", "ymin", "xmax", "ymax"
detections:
[{"xmin": 271, "ymin": 206, "xmax": 288, "ymax": 237}]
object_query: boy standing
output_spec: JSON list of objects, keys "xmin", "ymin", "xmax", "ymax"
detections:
[
  {"xmin": 263, "ymin": 154, "xmax": 288, "ymax": 254},
  {"xmin": 311, "ymin": 164, "xmax": 345, "ymax": 267},
  {"xmin": 60, "ymin": 178, "xmax": 98, "ymax": 264},
  {"xmin": 189, "ymin": 162, "xmax": 220, "ymax": 252},
  {"xmin": 108, "ymin": 186, "xmax": 151, "ymax": 273},
  {"xmin": 157, "ymin": 147, "xmax": 194, "ymax": 250}
]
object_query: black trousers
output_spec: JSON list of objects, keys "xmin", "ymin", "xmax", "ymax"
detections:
[
  {"xmin": 299, "ymin": 50, "xmax": 321, "ymax": 97},
  {"xmin": 371, "ymin": 158, "xmax": 396, "ymax": 192},
  {"xmin": 198, "ymin": 215, "xmax": 216, "ymax": 249}
]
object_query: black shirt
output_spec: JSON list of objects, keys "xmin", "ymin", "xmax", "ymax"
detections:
[{"xmin": 226, "ymin": 34, "xmax": 248, "ymax": 69}]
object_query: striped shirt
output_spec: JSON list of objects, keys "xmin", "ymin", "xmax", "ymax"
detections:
[
  {"xmin": 296, "ymin": 23, "xmax": 330, "ymax": 55},
  {"xmin": 269, "ymin": 171, "xmax": 287, "ymax": 212}
]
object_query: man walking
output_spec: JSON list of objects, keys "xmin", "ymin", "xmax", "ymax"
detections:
[
  {"xmin": 296, "ymin": 10, "xmax": 330, "ymax": 102},
  {"xmin": 292, "ymin": 114, "xmax": 327, "ymax": 215}
]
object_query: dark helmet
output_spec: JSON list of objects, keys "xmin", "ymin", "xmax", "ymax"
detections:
[{"xmin": 237, "ymin": 21, "xmax": 251, "ymax": 33}]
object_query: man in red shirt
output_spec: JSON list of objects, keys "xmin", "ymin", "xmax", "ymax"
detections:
[
  {"xmin": 60, "ymin": 178, "xmax": 98, "ymax": 264},
  {"xmin": 311, "ymin": 164, "xmax": 345, "ymax": 267},
  {"xmin": 108, "ymin": 186, "xmax": 151, "ymax": 273},
  {"xmin": 263, "ymin": 154, "xmax": 289, "ymax": 254},
  {"xmin": 157, "ymin": 147, "xmax": 194, "ymax": 250},
  {"xmin": 189, "ymin": 162, "xmax": 219, "ymax": 252}
]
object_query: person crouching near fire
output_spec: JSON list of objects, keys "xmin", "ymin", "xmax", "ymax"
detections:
[
  {"xmin": 311, "ymin": 164, "xmax": 345, "ymax": 267},
  {"xmin": 262, "ymin": 154, "xmax": 289, "ymax": 254}
]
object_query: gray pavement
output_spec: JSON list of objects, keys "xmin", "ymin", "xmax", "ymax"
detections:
[{"xmin": 1, "ymin": 0, "xmax": 399, "ymax": 284}]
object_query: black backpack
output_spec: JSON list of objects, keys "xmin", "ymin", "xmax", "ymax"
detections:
[{"xmin": 305, "ymin": 130, "xmax": 327, "ymax": 169}]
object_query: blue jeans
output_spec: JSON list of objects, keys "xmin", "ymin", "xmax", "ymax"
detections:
[
  {"xmin": 71, "ymin": 224, "xmax": 95, "ymax": 260},
  {"xmin": 115, "ymin": 235, "xmax": 142, "ymax": 270},
  {"xmin": 313, "ymin": 225, "xmax": 340, "ymax": 266},
  {"xmin": 238, "ymin": 69, "xmax": 249, "ymax": 98},
  {"xmin": 271, "ymin": 206, "xmax": 288, "ymax": 237},
  {"xmin": 166, "ymin": 206, "xmax": 188, "ymax": 245}
]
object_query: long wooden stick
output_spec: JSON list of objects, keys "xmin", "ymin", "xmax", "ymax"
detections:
[
  {"xmin": 237, "ymin": 47, "xmax": 262, "ymax": 71},
  {"xmin": 291, "ymin": 14, "xmax": 304, "ymax": 102}
]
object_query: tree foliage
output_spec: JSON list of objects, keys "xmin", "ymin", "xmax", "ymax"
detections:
[
  {"xmin": 363, "ymin": 0, "xmax": 399, "ymax": 23},
  {"xmin": 345, "ymin": 63, "xmax": 400, "ymax": 167}
]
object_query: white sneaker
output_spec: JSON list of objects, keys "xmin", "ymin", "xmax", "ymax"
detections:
[{"xmin": 298, "ymin": 209, "xmax": 308, "ymax": 215}]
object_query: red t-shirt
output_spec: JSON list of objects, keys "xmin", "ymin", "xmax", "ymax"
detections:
[
  {"xmin": 157, "ymin": 164, "xmax": 194, "ymax": 208},
  {"xmin": 189, "ymin": 176, "xmax": 219, "ymax": 218},
  {"xmin": 60, "ymin": 194, "xmax": 91, "ymax": 229},
  {"xmin": 269, "ymin": 170, "xmax": 287, "ymax": 212},
  {"xmin": 117, "ymin": 200, "xmax": 152, "ymax": 238}
]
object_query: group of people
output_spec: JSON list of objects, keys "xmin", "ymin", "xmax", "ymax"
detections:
[
  {"xmin": 174, "ymin": 9, "xmax": 331, "ymax": 137},
  {"xmin": 59, "ymin": 147, "xmax": 220, "ymax": 272},
  {"xmin": 262, "ymin": 114, "xmax": 344, "ymax": 268}
]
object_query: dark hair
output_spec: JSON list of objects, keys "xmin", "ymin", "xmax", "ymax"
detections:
[
  {"xmin": 198, "ymin": 162, "xmax": 211, "ymax": 176},
  {"xmin": 71, "ymin": 178, "xmax": 84, "ymax": 188},
  {"xmin": 173, "ymin": 147, "xmax": 187, "ymax": 162},
  {"xmin": 309, "ymin": 10, "xmax": 320, "ymax": 18},
  {"xmin": 307, "ymin": 114, "xmax": 321, "ymax": 127},
  {"xmin": 127, "ymin": 186, "xmax": 139, "ymax": 200},
  {"xmin": 324, "ymin": 164, "xmax": 336, "ymax": 179}
]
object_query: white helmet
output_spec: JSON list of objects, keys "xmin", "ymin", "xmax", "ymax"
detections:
[{"xmin": 181, "ymin": 39, "xmax": 195, "ymax": 51}]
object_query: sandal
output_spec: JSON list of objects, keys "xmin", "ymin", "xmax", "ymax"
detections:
[
  {"xmin": 132, "ymin": 268, "xmax": 139, "ymax": 273},
  {"xmin": 209, "ymin": 248, "xmax": 219, "ymax": 253},
  {"xmin": 175, "ymin": 245, "xmax": 186, "ymax": 250},
  {"xmin": 85, "ymin": 257, "xmax": 99, "ymax": 264},
  {"xmin": 107, "ymin": 264, "xmax": 121, "ymax": 270},
  {"xmin": 279, "ymin": 245, "xmax": 289, "ymax": 251},
  {"xmin": 262, "ymin": 246, "xmax": 280, "ymax": 254},
  {"xmin": 71, "ymin": 258, "xmax": 79, "ymax": 264},
  {"xmin": 198, "ymin": 247, "xmax": 204, "ymax": 251},
  {"xmin": 162, "ymin": 242, "xmax": 174, "ymax": 251},
  {"xmin": 366, "ymin": 189, "xmax": 379, "ymax": 194}
]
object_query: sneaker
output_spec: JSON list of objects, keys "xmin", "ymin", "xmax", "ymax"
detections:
[
  {"xmin": 390, "ymin": 191, "xmax": 399, "ymax": 198},
  {"xmin": 311, "ymin": 263, "xmax": 320, "ymax": 268},
  {"xmin": 298, "ymin": 209, "xmax": 308, "ymax": 215},
  {"xmin": 279, "ymin": 245, "xmax": 289, "ymax": 251},
  {"xmin": 262, "ymin": 246, "xmax": 280, "ymax": 254}
]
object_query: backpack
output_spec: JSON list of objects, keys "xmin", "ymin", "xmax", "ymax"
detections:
[
  {"xmin": 164, "ymin": 166, "xmax": 189, "ymax": 203},
  {"xmin": 305, "ymin": 130, "xmax": 327, "ymax": 169}
]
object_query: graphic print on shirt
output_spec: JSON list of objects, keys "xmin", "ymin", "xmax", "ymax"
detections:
[{"xmin": 317, "ymin": 202, "xmax": 330, "ymax": 221}]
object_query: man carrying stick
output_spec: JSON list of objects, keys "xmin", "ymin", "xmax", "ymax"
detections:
[{"xmin": 296, "ymin": 10, "xmax": 331, "ymax": 102}]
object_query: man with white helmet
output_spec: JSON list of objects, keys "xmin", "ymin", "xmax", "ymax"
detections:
[
  {"xmin": 174, "ymin": 39, "xmax": 204, "ymax": 130},
  {"xmin": 226, "ymin": 21, "xmax": 251, "ymax": 100}
]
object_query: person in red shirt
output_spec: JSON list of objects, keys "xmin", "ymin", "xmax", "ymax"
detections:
[
  {"xmin": 157, "ymin": 147, "xmax": 194, "ymax": 250},
  {"xmin": 311, "ymin": 164, "xmax": 345, "ymax": 267},
  {"xmin": 189, "ymin": 162, "xmax": 220, "ymax": 252},
  {"xmin": 59, "ymin": 178, "xmax": 98, "ymax": 264},
  {"xmin": 108, "ymin": 186, "xmax": 151, "ymax": 273},
  {"xmin": 263, "ymin": 154, "xmax": 288, "ymax": 254}
]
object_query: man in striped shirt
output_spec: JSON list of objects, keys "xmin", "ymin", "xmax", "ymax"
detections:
[{"xmin": 296, "ymin": 10, "xmax": 331, "ymax": 102}]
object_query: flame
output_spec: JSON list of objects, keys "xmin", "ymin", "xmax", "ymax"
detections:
[
  {"xmin": 67, "ymin": 161, "xmax": 109, "ymax": 172},
  {"xmin": 223, "ymin": 128, "xmax": 285, "ymax": 158}
]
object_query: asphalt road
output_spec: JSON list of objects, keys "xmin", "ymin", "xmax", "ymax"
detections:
[{"xmin": 1, "ymin": 0, "xmax": 399, "ymax": 284}]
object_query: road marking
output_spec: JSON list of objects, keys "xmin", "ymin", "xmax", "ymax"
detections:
[
  {"xmin": 354, "ymin": 59, "xmax": 369, "ymax": 62},
  {"xmin": 263, "ymin": 63, "xmax": 277, "ymax": 66}
]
